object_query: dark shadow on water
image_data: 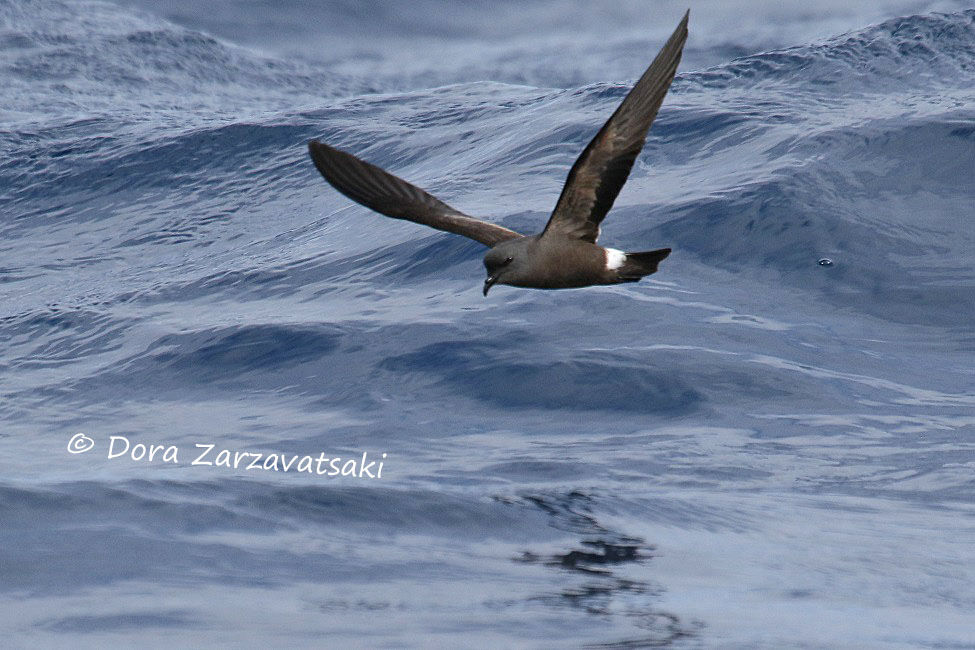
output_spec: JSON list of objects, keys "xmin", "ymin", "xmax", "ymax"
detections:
[{"xmin": 503, "ymin": 491, "xmax": 703, "ymax": 647}]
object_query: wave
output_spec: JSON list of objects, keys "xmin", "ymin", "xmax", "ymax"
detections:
[
  {"xmin": 2, "ymin": 7, "xmax": 973, "ymax": 364},
  {"xmin": 3, "ymin": 4, "xmax": 975, "ymax": 644},
  {"xmin": 0, "ymin": 0, "xmax": 365, "ymax": 130},
  {"xmin": 691, "ymin": 10, "xmax": 975, "ymax": 91}
]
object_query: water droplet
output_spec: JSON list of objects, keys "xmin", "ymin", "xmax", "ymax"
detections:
[{"xmin": 818, "ymin": 258, "xmax": 833, "ymax": 267}]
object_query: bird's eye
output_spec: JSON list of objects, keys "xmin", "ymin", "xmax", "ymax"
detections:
[{"xmin": 504, "ymin": 257, "xmax": 513, "ymax": 265}]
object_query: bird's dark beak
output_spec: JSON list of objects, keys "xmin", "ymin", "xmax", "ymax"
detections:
[{"xmin": 483, "ymin": 275, "xmax": 498, "ymax": 297}]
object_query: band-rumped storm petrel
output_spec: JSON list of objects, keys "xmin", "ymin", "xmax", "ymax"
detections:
[{"xmin": 309, "ymin": 11, "xmax": 689, "ymax": 296}]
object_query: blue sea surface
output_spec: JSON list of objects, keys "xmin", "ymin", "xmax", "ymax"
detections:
[{"xmin": 2, "ymin": 0, "xmax": 975, "ymax": 646}]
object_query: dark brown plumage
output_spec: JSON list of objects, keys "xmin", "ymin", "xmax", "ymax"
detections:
[
  {"xmin": 307, "ymin": 11, "xmax": 689, "ymax": 296},
  {"xmin": 543, "ymin": 11, "xmax": 689, "ymax": 244},
  {"xmin": 307, "ymin": 141, "xmax": 522, "ymax": 248}
]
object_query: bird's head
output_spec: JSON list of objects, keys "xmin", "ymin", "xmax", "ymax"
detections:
[{"xmin": 482, "ymin": 239, "xmax": 530, "ymax": 296}]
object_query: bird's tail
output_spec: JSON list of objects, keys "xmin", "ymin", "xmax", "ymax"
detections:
[{"xmin": 618, "ymin": 248, "xmax": 671, "ymax": 280}]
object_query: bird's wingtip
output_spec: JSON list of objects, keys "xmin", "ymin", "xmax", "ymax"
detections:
[{"xmin": 308, "ymin": 139, "xmax": 336, "ymax": 162}]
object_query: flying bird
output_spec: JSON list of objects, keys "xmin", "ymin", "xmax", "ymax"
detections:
[{"xmin": 308, "ymin": 11, "xmax": 689, "ymax": 296}]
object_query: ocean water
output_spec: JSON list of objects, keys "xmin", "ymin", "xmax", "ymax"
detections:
[{"xmin": 2, "ymin": 0, "xmax": 974, "ymax": 647}]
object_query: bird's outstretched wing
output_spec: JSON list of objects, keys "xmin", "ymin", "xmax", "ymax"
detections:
[
  {"xmin": 541, "ymin": 10, "xmax": 689, "ymax": 243},
  {"xmin": 308, "ymin": 140, "xmax": 523, "ymax": 248}
]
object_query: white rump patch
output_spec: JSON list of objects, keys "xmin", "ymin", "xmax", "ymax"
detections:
[{"xmin": 604, "ymin": 248, "xmax": 627, "ymax": 270}]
